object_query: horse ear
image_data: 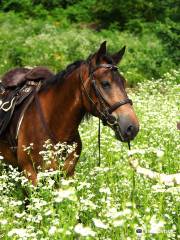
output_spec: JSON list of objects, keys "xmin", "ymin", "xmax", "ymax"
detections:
[
  {"xmin": 111, "ymin": 46, "xmax": 126, "ymax": 64},
  {"xmin": 94, "ymin": 41, "xmax": 107, "ymax": 63}
]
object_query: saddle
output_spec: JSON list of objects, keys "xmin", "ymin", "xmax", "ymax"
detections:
[{"xmin": 0, "ymin": 66, "xmax": 54, "ymax": 148}]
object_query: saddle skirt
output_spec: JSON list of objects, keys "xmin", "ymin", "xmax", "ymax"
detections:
[{"xmin": 0, "ymin": 66, "xmax": 54, "ymax": 148}]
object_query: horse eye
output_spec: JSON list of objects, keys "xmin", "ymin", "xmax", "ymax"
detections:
[{"xmin": 101, "ymin": 80, "xmax": 111, "ymax": 89}]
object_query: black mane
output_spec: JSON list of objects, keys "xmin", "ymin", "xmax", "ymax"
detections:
[
  {"xmin": 41, "ymin": 60, "xmax": 84, "ymax": 91},
  {"xmin": 40, "ymin": 53, "xmax": 114, "ymax": 91}
]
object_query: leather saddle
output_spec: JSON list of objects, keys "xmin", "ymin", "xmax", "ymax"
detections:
[
  {"xmin": 0, "ymin": 66, "xmax": 54, "ymax": 148},
  {"xmin": 1, "ymin": 66, "xmax": 54, "ymax": 88}
]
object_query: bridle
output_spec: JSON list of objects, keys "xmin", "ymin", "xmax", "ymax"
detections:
[
  {"xmin": 80, "ymin": 62, "xmax": 133, "ymax": 164},
  {"xmin": 80, "ymin": 62, "xmax": 133, "ymax": 128}
]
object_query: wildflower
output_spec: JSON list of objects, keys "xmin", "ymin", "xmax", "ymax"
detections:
[
  {"xmin": 93, "ymin": 218, "xmax": 108, "ymax": 229},
  {"xmin": 123, "ymin": 208, "xmax": 131, "ymax": 215},
  {"xmin": 48, "ymin": 178, "xmax": 55, "ymax": 187},
  {"xmin": 45, "ymin": 210, "xmax": 52, "ymax": 216},
  {"xmin": 149, "ymin": 216, "xmax": 165, "ymax": 234},
  {"xmin": 156, "ymin": 149, "xmax": 164, "ymax": 158},
  {"xmin": 152, "ymin": 184, "xmax": 166, "ymax": 192},
  {"xmin": 54, "ymin": 187, "xmax": 76, "ymax": 202},
  {"xmin": 74, "ymin": 223, "xmax": 96, "ymax": 237},
  {"xmin": 0, "ymin": 207, "xmax": 4, "ymax": 213},
  {"xmin": 8, "ymin": 228, "xmax": 28, "ymax": 238},
  {"xmin": 0, "ymin": 219, "xmax": 7, "ymax": 225},
  {"xmin": 61, "ymin": 179, "xmax": 75, "ymax": 186},
  {"xmin": 49, "ymin": 226, "xmax": 57, "ymax": 235},
  {"xmin": 14, "ymin": 212, "xmax": 26, "ymax": 218},
  {"xmin": 80, "ymin": 198, "xmax": 97, "ymax": 210},
  {"xmin": 128, "ymin": 149, "xmax": 146, "ymax": 156},
  {"xmin": 112, "ymin": 219, "xmax": 124, "ymax": 227},
  {"xmin": 99, "ymin": 187, "xmax": 111, "ymax": 195}
]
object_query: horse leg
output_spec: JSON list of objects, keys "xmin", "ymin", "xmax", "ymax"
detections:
[
  {"xmin": 17, "ymin": 146, "xmax": 38, "ymax": 185},
  {"xmin": 0, "ymin": 141, "xmax": 18, "ymax": 166},
  {"xmin": 63, "ymin": 132, "xmax": 82, "ymax": 176}
]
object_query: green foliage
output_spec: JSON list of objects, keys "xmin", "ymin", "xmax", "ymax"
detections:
[
  {"xmin": 155, "ymin": 19, "xmax": 180, "ymax": 65},
  {"xmin": 0, "ymin": 0, "xmax": 179, "ymax": 85},
  {"xmin": 92, "ymin": 0, "xmax": 179, "ymax": 28},
  {"xmin": 0, "ymin": 0, "xmax": 33, "ymax": 12},
  {"xmin": 1, "ymin": 0, "xmax": 179, "ymax": 29},
  {"xmin": 0, "ymin": 12, "xmax": 178, "ymax": 86}
]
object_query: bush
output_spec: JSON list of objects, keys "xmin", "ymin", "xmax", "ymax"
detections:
[
  {"xmin": 155, "ymin": 19, "xmax": 180, "ymax": 65},
  {"xmin": 0, "ymin": 12, "xmax": 178, "ymax": 86}
]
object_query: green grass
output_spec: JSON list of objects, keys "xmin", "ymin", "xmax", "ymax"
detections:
[{"xmin": 0, "ymin": 70, "xmax": 179, "ymax": 239}]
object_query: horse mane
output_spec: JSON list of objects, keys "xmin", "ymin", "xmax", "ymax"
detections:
[
  {"xmin": 40, "ymin": 60, "xmax": 85, "ymax": 91},
  {"xmin": 41, "ymin": 51, "xmax": 114, "ymax": 92}
]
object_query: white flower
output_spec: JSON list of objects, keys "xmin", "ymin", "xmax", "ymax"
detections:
[
  {"xmin": 149, "ymin": 216, "xmax": 165, "ymax": 234},
  {"xmin": 49, "ymin": 226, "xmax": 57, "ymax": 235},
  {"xmin": 106, "ymin": 207, "xmax": 131, "ymax": 219},
  {"xmin": 0, "ymin": 219, "xmax": 7, "ymax": 225},
  {"xmin": 61, "ymin": 179, "xmax": 75, "ymax": 186},
  {"xmin": 8, "ymin": 228, "xmax": 27, "ymax": 237},
  {"xmin": 128, "ymin": 149, "xmax": 146, "ymax": 156},
  {"xmin": 152, "ymin": 184, "xmax": 166, "ymax": 192},
  {"xmin": 80, "ymin": 198, "xmax": 97, "ymax": 210},
  {"xmin": 122, "ymin": 208, "xmax": 131, "ymax": 215},
  {"xmin": 45, "ymin": 210, "xmax": 52, "ymax": 216},
  {"xmin": 54, "ymin": 187, "xmax": 76, "ymax": 202},
  {"xmin": 156, "ymin": 149, "xmax": 164, "ymax": 158},
  {"xmin": 112, "ymin": 219, "xmax": 124, "ymax": 227},
  {"xmin": 48, "ymin": 178, "xmax": 55, "ymax": 187},
  {"xmin": 93, "ymin": 218, "xmax": 108, "ymax": 229},
  {"xmin": 99, "ymin": 187, "xmax": 111, "ymax": 195},
  {"xmin": 74, "ymin": 223, "xmax": 96, "ymax": 237},
  {"xmin": 14, "ymin": 212, "xmax": 26, "ymax": 218},
  {"xmin": 0, "ymin": 207, "xmax": 4, "ymax": 212}
]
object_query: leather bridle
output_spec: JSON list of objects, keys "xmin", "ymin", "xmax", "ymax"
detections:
[
  {"xmin": 80, "ymin": 62, "xmax": 133, "ymax": 129},
  {"xmin": 80, "ymin": 62, "xmax": 133, "ymax": 165}
]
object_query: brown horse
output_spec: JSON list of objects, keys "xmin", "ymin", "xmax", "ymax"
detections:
[{"xmin": 0, "ymin": 41, "xmax": 139, "ymax": 184}]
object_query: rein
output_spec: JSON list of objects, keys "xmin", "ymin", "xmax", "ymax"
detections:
[{"xmin": 80, "ymin": 62, "xmax": 133, "ymax": 165}]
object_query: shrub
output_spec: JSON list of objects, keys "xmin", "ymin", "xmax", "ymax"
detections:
[
  {"xmin": 155, "ymin": 19, "xmax": 180, "ymax": 65},
  {"xmin": 0, "ymin": 12, "xmax": 178, "ymax": 86}
]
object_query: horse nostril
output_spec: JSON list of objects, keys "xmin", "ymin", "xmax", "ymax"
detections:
[{"xmin": 126, "ymin": 125, "xmax": 134, "ymax": 137}]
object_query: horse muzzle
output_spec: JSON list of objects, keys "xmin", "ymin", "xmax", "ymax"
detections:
[{"xmin": 113, "ymin": 115, "xmax": 139, "ymax": 142}]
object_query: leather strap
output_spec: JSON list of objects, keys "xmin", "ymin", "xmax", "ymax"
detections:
[{"xmin": 108, "ymin": 98, "xmax": 133, "ymax": 114}]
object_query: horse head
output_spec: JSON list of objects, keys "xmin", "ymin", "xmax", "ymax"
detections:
[{"xmin": 81, "ymin": 41, "xmax": 139, "ymax": 143}]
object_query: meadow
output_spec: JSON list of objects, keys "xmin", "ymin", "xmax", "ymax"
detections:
[
  {"xmin": 0, "ymin": 4, "xmax": 179, "ymax": 239},
  {"xmin": 0, "ymin": 70, "xmax": 179, "ymax": 239}
]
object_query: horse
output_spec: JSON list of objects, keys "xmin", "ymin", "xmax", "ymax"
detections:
[{"xmin": 0, "ymin": 41, "xmax": 139, "ymax": 185}]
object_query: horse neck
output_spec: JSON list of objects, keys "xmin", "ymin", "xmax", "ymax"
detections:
[{"xmin": 39, "ymin": 65, "xmax": 87, "ymax": 142}]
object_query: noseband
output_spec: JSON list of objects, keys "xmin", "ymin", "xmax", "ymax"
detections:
[{"xmin": 80, "ymin": 63, "xmax": 133, "ymax": 127}]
